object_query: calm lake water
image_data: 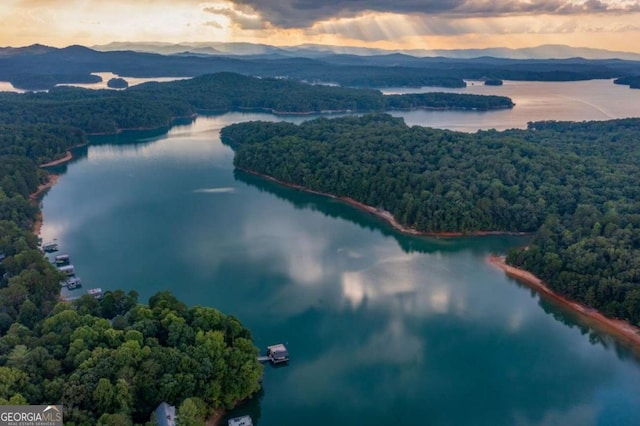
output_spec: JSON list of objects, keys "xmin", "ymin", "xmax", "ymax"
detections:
[
  {"xmin": 41, "ymin": 81, "xmax": 640, "ymax": 425},
  {"xmin": 0, "ymin": 72, "xmax": 188, "ymax": 92}
]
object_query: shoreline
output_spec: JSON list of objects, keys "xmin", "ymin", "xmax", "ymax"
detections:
[
  {"xmin": 239, "ymin": 168, "xmax": 530, "ymax": 238},
  {"xmin": 39, "ymin": 151, "xmax": 73, "ymax": 167},
  {"xmin": 29, "ymin": 173, "xmax": 60, "ymax": 236},
  {"xmin": 488, "ymin": 255, "xmax": 640, "ymax": 355},
  {"xmin": 206, "ymin": 409, "xmax": 225, "ymax": 426}
]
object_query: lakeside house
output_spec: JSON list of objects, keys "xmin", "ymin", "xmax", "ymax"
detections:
[{"xmin": 154, "ymin": 402, "xmax": 176, "ymax": 426}]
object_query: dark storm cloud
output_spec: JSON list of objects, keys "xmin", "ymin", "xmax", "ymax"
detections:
[
  {"xmin": 203, "ymin": 6, "xmax": 266, "ymax": 30},
  {"xmin": 226, "ymin": 0, "xmax": 640, "ymax": 28},
  {"xmin": 230, "ymin": 0, "xmax": 464, "ymax": 27}
]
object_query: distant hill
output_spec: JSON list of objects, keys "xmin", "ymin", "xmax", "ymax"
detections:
[
  {"xmin": 2, "ymin": 44, "xmax": 640, "ymax": 91},
  {"xmin": 0, "ymin": 43, "xmax": 57, "ymax": 56},
  {"xmin": 92, "ymin": 42, "xmax": 640, "ymax": 61}
]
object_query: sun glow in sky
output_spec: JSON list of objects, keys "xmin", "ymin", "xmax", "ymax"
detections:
[{"xmin": 2, "ymin": 0, "xmax": 640, "ymax": 52}]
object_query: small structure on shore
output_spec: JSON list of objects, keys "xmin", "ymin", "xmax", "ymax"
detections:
[
  {"xmin": 266, "ymin": 343, "xmax": 289, "ymax": 364},
  {"xmin": 42, "ymin": 241, "xmax": 59, "ymax": 252},
  {"xmin": 228, "ymin": 415, "xmax": 253, "ymax": 426},
  {"xmin": 60, "ymin": 277, "xmax": 82, "ymax": 289},
  {"xmin": 87, "ymin": 288, "xmax": 103, "ymax": 299},
  {"xmin": 55, "ymin": 254, "xmax": 70, "ymax": 265},
  {"xmin": 57, "ymin": 264, "xmax": 75, "ymax": 276},
  {"xmin": 66, "ymin": 277, "xmax": 82, "ymax": 289}
]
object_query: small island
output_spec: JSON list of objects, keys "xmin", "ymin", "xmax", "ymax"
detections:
[
  {"xmin": 484, "ymin": 79, "xmax": 504, "ymax": 86},
  {"xmin": 107, "ymin": 77, "xmax": 129, "ymax": 89}
]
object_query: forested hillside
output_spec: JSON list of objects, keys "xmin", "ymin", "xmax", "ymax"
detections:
[
  {"xmin": 0, "ymin": 74, "xmax": 292, "ymax": 424},
  {"xmin": 221, "ymin": 114, "xmax": 640, "ymax": 325},
  {"xmin": 614, "ymin": 76, "xmax": 640, "ymax": 89},
  {"xmin": 3, "ymin": 44, "xmax": 640, "ymax": 90},
  {"xmin": 0, "ymin": 157, "xmax": 262, "ymax": 424},
  {"xmin": 0, "ymin": 73, "xmax": 512, "ymax": 136}
]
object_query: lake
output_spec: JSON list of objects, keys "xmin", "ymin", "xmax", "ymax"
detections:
[
  {"xmin": 384, "ymin": 79, "xmax": 638, "ymax": 131},
  {"xmin": 40, "ymin": 81, "xmax": 640, "ymax": 425},
  {"xmin": 0, "ymin": 72, "xmax": 188, "ymax": 92}
]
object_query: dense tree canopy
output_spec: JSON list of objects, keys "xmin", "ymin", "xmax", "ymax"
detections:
[
  {"xmin": 0, "ymin": 73, "xmax": 291, "ymax": 424},
  {"xmin": 222, "ymin": 114, "xmax": 640, "ymax": 325},
  {"xmin": 107, "ymin": 78, "xmax": 129, "ymax": 89},
  {"xmin": 0, "ymin": 73, "xmax": 513, "ymax": 137},
  {"xmin": 0, "ymin": 289, "xmax": 263, "ymax": 424}
]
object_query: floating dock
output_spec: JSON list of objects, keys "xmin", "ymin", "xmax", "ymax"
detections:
[
  {"xmin": 55, "ymin": 254, "xmax": 70, "ymax": 265},
  {"xmin": 258, "ymin": 343, "xmax": 289, "ymax": 364},
  {"xmin": 42, "ymin": 241, "xmax": 59, "ymax": 252},
  {"xmin": 57, "ymin": 264, "xmax": 75, "ymax": 276},
  {"xmin": 228, "ymin": 415, "xmax": 253, "ymax": 426},
  {"xmin": 87, "ymin": 288, "xmax": 103, "ymax": 299}
]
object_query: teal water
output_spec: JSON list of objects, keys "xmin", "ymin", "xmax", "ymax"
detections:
[{"xmin": 41, "ymin": 83, "xmax": 640, "ymax": 425}]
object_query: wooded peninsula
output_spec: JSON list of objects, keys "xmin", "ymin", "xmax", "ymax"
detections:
[{"xmin": 221, "ymin": 114, "xmax": 640, "ymax": 327}]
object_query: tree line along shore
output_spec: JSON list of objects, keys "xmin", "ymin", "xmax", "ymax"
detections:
[{"xmin": 221, "ymin": 114, "xmax": 640, "ymax": 334}]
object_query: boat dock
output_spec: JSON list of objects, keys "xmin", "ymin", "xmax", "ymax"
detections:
[
  {"xmin": 55, "ymin": 254, "xmax": 70, "ymax": 265},
  {"xmin": 45, "ymin": 242, "xmax": 91, "ymax": 298},
  {"xmin": 228, "ymin": 415, "xmax": 253, "ymax": 426},
  {"xmin": 57, "ymin": 264, "xmax": 75, "ymax": 276},
  {"xmin": 42, "ymin": 241, "xmax": 59, "ymax": 252},
  {"xmin": 87, "ymin": 288, "xmax": 103, "ymax": 299},
  {"xmin": 258, "ymin": 343, "xmax": 290, "ymax": 364}
]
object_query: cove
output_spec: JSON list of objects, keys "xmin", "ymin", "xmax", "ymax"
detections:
[{"xmin": 40, "ymin": 81, "xmax": 640, "ymax": 425}]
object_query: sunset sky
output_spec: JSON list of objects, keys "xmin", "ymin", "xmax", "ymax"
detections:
[{"xmin": 2, "ymin": 0, "xmax": 640, "ymax": 52}]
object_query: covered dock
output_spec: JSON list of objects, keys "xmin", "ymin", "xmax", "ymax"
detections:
[
  {"xmin": 228, "ymin": 415, "xmax": 253, "ymax": 426},
  {"xmin": 266, "ymin": 343, "xmax": 289, "ymax": 364}
]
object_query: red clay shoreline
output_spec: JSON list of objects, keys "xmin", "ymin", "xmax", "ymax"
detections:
[
  {"xmin": 241, "ymin": 168, "xmax": 640, "ymax": 355},
  {"xmin": 239, "ymin": 168, "xmax": 531, "ymax": 238},
  {"xmin": 488, "ymin": 255, "xmax": 640, "ymax": 355}
]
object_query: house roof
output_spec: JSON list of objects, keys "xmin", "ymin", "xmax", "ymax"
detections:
[{"xmin": 155, "ymin": 402, "xmax": 176, "ymax": 426}]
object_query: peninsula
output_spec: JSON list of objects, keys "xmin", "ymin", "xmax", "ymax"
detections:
[{"xmin": 221, "ymin": 114, "xmax": 640, "ymax": 338}]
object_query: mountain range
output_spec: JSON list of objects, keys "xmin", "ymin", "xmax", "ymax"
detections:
[
  {"xmin": 1, "ymin": 43, "xmax": 639, "ymax": 91},
  {"xmin": 90, "ymin": 42, "xmax": 640, "ymax": 61}
]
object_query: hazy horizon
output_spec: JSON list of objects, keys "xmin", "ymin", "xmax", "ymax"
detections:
[{"xmin": 3, "ymin": 1, "xmax": 640, "ymax": 53}]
